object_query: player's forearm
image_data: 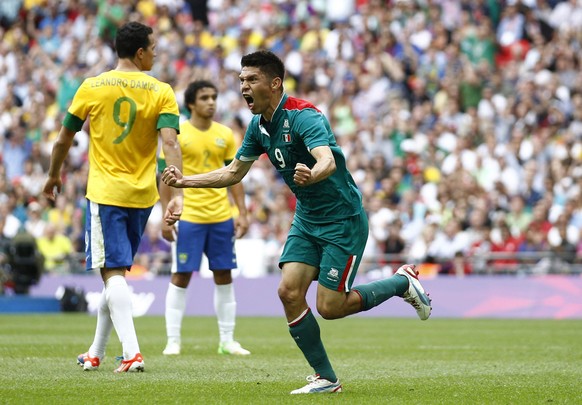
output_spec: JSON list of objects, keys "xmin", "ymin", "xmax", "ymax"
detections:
[
  {"xmin": 160, "ymin": 130, "xmax": 183, "ymax": 198},
  {"xmin": 161, "ymin": 141, "xmax": 182, "ymax": 172},
  {"xmin": 158, "ymin": 179, "xmax": 172, "ymax": 213},
  {"xmin": 228, "ymin": 182, "xmax": 248, "ymax": 216},
  {"xmin": 47, "ymin": 127, "xmax": 76, "ymax": 178},
  {"xmin": 308, "ymin": 154, "xmax": 336, "ymax": 184},
  {"xmin": 182, "ymin": 166, "xmax": 240, "ymax": 189}
]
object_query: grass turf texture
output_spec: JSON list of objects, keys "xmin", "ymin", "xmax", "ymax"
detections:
[{"xmin": 0, "ymin": 316, "xmax": 580, "ymax": 404}]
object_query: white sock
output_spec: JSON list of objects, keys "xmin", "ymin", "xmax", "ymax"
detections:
[
  {"xmin": 88, "ymin": 287, "xmax": 112, "ymax": 360},
  {"xmin": 106, "ymin": 275, "xmax": 140, "ymax": 359},
  {"xmin": 165, "ymin": 283, "xmax": 187, "ymax": 344},
  {"xmin": 214, "ymin": 283, "xmax": 236, "ymax": 343}
]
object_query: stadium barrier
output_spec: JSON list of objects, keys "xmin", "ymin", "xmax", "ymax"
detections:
[
  {"xmin": 0, "ymin": 295, "xmax": 60, "ymax": 313},
  {"xmin": 17, "ymin": 272, "xmax": 582, "ymax": 319},
  {"xmin": 2, "ymin": 243, "xmax": 580, "ymax": 316}
]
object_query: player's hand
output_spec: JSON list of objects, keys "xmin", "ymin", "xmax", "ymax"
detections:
[
  {"xmin": 162, "ymin": 165, "xmax": 185, "ymax": 188},
  {"xmin": 42, "ymin": 176, "xmax": 62, "ymax": 201},
  {"xmin": 164, "ymin": 195, "xmax": 183, "ymax": 226},
  {"xmin": 161, "ymin": 222, "xmax": 177, "ymax": 242},
  {"xmin": 234, "ymin": 213, "xmax": 249, "ymax": 239},
  {"xmin": 293, "ymin": 163, "xmax": 312, "ymax": 187}
]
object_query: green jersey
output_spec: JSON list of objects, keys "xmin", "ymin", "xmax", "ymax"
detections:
[{"xmin": 236, "ymin": 94, "xmax": 362, "ymax": 223}]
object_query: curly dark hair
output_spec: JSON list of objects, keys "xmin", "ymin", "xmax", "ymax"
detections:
[{"xmin": 184, "ymin": 80, "xmax": 217, "ymax": 109}]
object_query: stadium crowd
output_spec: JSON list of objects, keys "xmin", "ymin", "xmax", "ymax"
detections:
[{"xmin": 0, "ymin": 0, "xmax": 581, "ymax": 282}]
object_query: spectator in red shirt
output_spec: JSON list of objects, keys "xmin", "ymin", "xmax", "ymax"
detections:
[{"xmin": 490, "ymin": 221, "xmax": 522, "ymax": 273}]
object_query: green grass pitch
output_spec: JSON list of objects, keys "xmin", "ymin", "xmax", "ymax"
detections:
[{"xmin": 0, "ymin": 315, "xmax": 581, "ymax": 404}]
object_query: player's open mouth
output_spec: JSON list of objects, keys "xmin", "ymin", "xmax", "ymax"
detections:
[{"xmin": 243, "ymin": 94, "xmax": 254, "ymax": 108}]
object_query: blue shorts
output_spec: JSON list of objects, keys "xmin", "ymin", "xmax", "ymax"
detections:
[
  {"xmin": 174, "ymin": 219, "xmax": 236, "ymax": 273},
  {"xmin": 85, "ymin": 200, "xmax": 152, "ymax": 271}
]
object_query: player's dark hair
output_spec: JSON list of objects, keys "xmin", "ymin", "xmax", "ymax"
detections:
[
  {"xmin": 241, "ymin": 50, "xmax": 285, "ymax": 82},
  {"xmin": 184, "ymin": 80, "xmax": 217, "ymax": 108},
  {"xmin": 115, "ymin": 22, "xmax": 153, "ymax": 59}
]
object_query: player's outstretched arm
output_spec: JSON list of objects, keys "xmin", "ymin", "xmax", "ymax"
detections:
[{"xmin": 162, "ymin": 158, "xmax": 254, "ymax": 189}]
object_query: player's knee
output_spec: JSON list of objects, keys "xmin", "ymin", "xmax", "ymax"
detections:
[
  {"xmin": 278, "ymin": 284, "xmax": 301, "ymax": 306},
  {"xmin": 171, "ymin": 273, "xmax": 191, "ymax": 288},
  {"xmin": 316, "ymin": 302, "xmax": 343, "ymax": 320},
  {"xmin": 213, "ymin": 270, "xmax": 232, "ymax": 285}
]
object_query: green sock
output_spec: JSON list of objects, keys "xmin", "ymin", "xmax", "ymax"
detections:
[
  {"xmin": 288, "ymin": 309, "xmax": 337, "ymax": 382},
  {"xmin": 353, "ymin": 274, "xmax": 409, "ymax": 311}
]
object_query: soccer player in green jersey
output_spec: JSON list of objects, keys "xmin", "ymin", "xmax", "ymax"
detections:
[
  {"xmin": 161, "ymin": 50, "xmax": 432, "ymax": 394},
  {"xmin": 43, "ymin": 22, "xmax": 183, "ymax": 373},
  {"xmin": 159, "ymin": 80, "xmax": 251, "ymax": 356}
]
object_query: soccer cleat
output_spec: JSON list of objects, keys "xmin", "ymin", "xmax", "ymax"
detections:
[
  {"xmin": 162, "ymin": 341, "xmax": 181, "ymax": 356},
  {"xmin": 77, "ymin": 352, "xmax": 100, "ymax": 371},
  {"xmin": 396, "ymin": 264, "xmax": 432, "ymax": 320},
  {"xmin": 114, "ymin": 353, "xmax": 144, "ymax": 373},
  {"xmin": 218, "ymin": 341, "xmax": 251, "ymax": 356},
  {"xmin": 290, "ymin": 374, "xmax": 342, "ymax": 394}
]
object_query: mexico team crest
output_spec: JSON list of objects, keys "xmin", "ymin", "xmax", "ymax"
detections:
[{"xmin": 283, "ymin": 119, "xmax": 291, "ymax": 142}]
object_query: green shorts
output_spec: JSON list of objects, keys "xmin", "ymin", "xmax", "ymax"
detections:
[{"xmin": 279, "ymin": 207, "xmax": 369, "ymax": 292}]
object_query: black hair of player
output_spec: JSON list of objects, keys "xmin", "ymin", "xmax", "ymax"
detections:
[
  {"xmin": 115, "ymin": 22, "xmax": 153, "ymax": 59},
  {"xmin": 241, "ymin": 50, "xmax": 285, "ymax": 82},
  {"xmin": 184, "ymin": 80, "xmax": 217, "ymax": 109}
]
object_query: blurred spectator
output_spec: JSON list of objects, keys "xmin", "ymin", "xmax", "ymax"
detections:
[
  {"xmin": 185, "ymin": 0, "xmax": 209, "ymax": 26},
  {"xmin": 0, "ymin": 199, "xmax": 22, "ymax": 238},
  {"xmin": 4, "ymin": 124, "xmax": 32, "ymax": 181},
  {"xmin": 489, "ymin": 220, "xmax": 522, "ymax": 273},
  {"xmin": 96, "ymin": 0, "xmax": 128, "ymax": 45},
  {"xmin": 19, "ymin": 157, "xmax": 45, "ymax": 197},
  {"xmin": 23, "ymin": 201, "xmax": 46, "ymax": 239},
  {"xmin": 528, "ymin": 201, "xmax": 553, "ymax": 237},
  {"xmin": 427, "ymin": 218, "xmax": 469, "ymax": 273},
  {"xmin": 460, "ymin": 20, "xmax": 496, "ymax": 69},
  {"xmin": 547, "ymin": 213, "xmax": 579, "ymax": 264},
  {"xmin": 383, "ymin": 219, "xmax": 406, "ymax": 258},
  {"xmin": 548, "ymin": 0, "xmax": 582, "ymax": 34},
  {"xmin": 36, "ymin": 222, "xmax": 73, "ymax": 273},
  {"xmin": 505, "ymin": 195, "xmax": 533, "ymax": 237},
  {"xmin": 44, "ymin": 193, "xmax": 73, "ymax": 230},
  {"xmin": 497, "ymin": 1, "xmax": 524, "ymax": 48},
  {"xmin": 407, "ymin": 222, "xmax": 438, "ymax": 264},
  {"xmin": 518, "ymin": 226, "xmax": 548, "ymax": 254},
  {"xmin": 0, "ymin": 0, "xmax": 21, "ymax": 28}
]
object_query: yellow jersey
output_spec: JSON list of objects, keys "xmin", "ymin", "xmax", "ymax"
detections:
[
  {"xmin": 63, "ymin": 70, "xmax": 180, "ymax": 208},
  {"xmin": 163, "ymin": 120, "xmax": 237, "ymax": 223}
]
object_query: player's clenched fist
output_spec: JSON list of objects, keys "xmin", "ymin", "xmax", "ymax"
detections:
[
  {"xmin": 162, "ymin": 165, "xmax": 185, "ymax": 187},
  {"xmin": 293, "ymin": 163, "xmax": 312, "ymax": 186}
]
